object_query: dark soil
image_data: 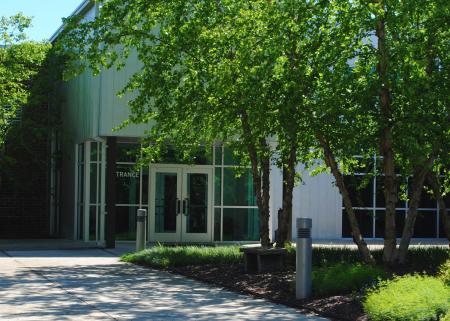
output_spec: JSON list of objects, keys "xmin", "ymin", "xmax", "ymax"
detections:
[{"xmin": 169, "ymin": 263, "xmax": 367, "ymax": 321}]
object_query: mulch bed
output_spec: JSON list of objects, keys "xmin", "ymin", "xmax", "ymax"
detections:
[{"xmin": 167, "ymin": 263, "xmax": 368, "ymax": 321}]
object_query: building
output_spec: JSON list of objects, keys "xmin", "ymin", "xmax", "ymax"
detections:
[{"xmin": 49, "ymin": 0, "xmax": 447, "ymax": 246}]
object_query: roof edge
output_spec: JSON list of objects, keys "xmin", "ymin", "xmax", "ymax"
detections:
[{"xmin": 49, "ymin": 0, "xmax": 96, "ymax": 43}]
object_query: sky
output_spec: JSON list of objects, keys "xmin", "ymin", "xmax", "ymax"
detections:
[{"xmin": 1, "ymin": 0, "xmax": 83, "ymax": 41}]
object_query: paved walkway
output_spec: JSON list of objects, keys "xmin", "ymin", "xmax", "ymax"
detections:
[{"xmin": 0, "ymin": 249, "xmax": 329, "ymax": 321}]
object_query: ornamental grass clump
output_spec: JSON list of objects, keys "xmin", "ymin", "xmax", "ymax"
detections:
[
  {"xmin": 363, "ymin": 274, "xmax": 449, "ymax": 321},
  {"xmin": 121, "ymin": 245, "xmax": 242, "ymax": 268}
]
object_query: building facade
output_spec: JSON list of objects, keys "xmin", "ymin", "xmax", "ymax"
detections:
[{"xmin": 52, "ymin": 1, "xmax": 447, "ymax": 246}]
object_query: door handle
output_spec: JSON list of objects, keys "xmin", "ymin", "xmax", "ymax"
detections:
[
  {"xmin": 183, "ymin": 198, "xmax": 189, "ymax": 216},
  {"xmin": 176, "ymin": 199, "xmax": 181, "ymax": 215}
]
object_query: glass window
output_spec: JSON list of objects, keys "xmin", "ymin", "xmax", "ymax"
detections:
[
  {"xmin": 215, "ymin": 168, "xmax": 221, "ymax": 206},
  {"xmin": 116, "ymin": 164, "xmax": 140, "ymax": 204},
  {"xmin": 186, "ymin": 173, "xmax": 208, "ymax": 234},
  {"xmin": 375, "ymin": 177, "xmax": 406, "ymax": 208},
  {"xmin": 214, "ymin": 208, "xmax": 221, "ymax": 241},
  {"xmin": 375, "ymin": 210, "xmax": 405, "ymax": 238},
  {"xmin": 117, "ymin": 143, "xmax": 139, "ymax": 163},
  {"xmin": 77, "ymin": 204, "xmax": 84, "ymax": 240},
  {"xmin": 418, "ymin": 186, "xmax": 437, "ymax": 209},
  {"xmin": 223, "ymin": 147, "xmax": 241, "ymax": 166},
  {"xmin": 439, "ymin": 210, "xmax": 449, "ymax": 238},
  {"xmin": 222, "ymin": 208, "xmax": 259, "ymax": 241},
  {"xmin": 89, "ymin": 206, "xmax": 97, "ymax": 241},
  {"xmin": 353, "ymin": 156, "xmax": 375, "ymax": 175},
  {"xmin": 413, "ymin": 210, "xmax": 437, "ymax": 238},
  {"xmin": 141, "ymin": 167, "xmax": 149, "ymax": 205},
  {"xmin": 214, "ymin": 146, "xmax": 222, "ymax": 165},
  {"xmin": 223, "ymin": 168, "xmax": 256, "ymax": 206},
  {"xmin": 154, "ymin": 172, "xmax": 177, "ymax": 233},
  {"xmin": 90, "ymin": 142, "xmax": 98, "ymax": 162},
  {"xmin": 90, "ymin": 163, "xmax": 97, "ymax": 204},
  {"xmin": 116, "ymin": 206, "xmax": 140, "ymax": 240},
  {"xmin": 156, "ymin": 146, "xmax": 212, "ymax": 165},
  {"xmin": 344, "ymin": 176, "xmax": 373, "ymax": 208},
  {"xmin": 342, "ymin": 209, "xmax": 373, "ymax": 238}
]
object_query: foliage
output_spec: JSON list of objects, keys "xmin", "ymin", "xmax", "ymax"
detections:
[
  {"xmin": 121, "ymin": 245, "xmax": 242, "ymax": 268},
  {"xmin": 285, "ymin": 245, "xmax": 449, "ymax": 270},
  {"xmin": 312, "ymin": 263, "xmax": 385, "ymax": 297},
  {"xmin": 363, "ymin": 275, "xmax": 450, "ymax": 321},
  {"xmin": 58, "ymin": 0, "xmax": 450, "ymax": 260},
  {"xmin": 0, "ymin": 13, "xmax": 32, "ymax": 45},
  {"xmin": 441, "ymin": 311, "xmax": 450, "ymax": 321},
  {"xmin": 438, "ymin": 259, "xmax": 450, "ymax": 285},
  {"xmin": 0, "ymin": 14, "xmax": 57, "ymax": 186}
]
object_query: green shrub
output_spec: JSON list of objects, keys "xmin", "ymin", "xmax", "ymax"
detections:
[
  {"xmin": 285, "ymin": 245, "xmax": 448, "ymax": 269},
  {"xmin": 364, "ymin": 275, "xmax": 449, "ymax": 321},
  {"xmin": 438, "ymin": 259, "xmax": 450, "ymax": 286},
  {"xmin": 312, "ymin": 263, "xmax": 385, "ymax": 296},
  {"xmin": 441, "ymin": 310, "xmax": 450, "ymax": 321},
  {"xmin": 121, "ymin": 245, "xmax": 242, "ymax": 268}
]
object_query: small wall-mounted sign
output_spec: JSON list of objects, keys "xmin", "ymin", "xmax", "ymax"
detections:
[{"xmin": 116, "ymin": 171, "xmax": 139, "ymax": 178}]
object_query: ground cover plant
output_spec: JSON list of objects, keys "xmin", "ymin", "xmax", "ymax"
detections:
[
  {"xmin": 312, "ymin": 263, "xmax": 386, "ymax": 296},
  {"xmin": 363, "ymin": 274, "xmax": 450, "ymax": 321},
  {"xmin": 438, "ymin": 259, "xmax": 450, "ymax": 285}
]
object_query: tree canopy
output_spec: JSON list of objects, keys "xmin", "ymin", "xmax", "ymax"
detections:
[
  {"xmin": 59, "ymin": 0, "xmax": 449, "ymax": 263},
  {"xmin": 0, "ymin": 13, "xmax": 56, "ymax": 186}
]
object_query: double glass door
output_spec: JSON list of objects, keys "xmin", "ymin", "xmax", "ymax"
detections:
[{"xmin": 149, "ymin": 165, "xmax": 213, "ymax": 242}]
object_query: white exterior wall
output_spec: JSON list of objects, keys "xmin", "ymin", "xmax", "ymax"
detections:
[{"xmin": 270, "ymin": 164, "xmax": 342, "ymax": 241}]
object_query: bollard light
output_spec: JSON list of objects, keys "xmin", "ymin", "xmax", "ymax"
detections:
[
  {"xmin": 136, "ymin": 209, "xmax": 147, "ymax": 252},
  {"xmin": 296, "ymin": 218, "xmax": 312, "ymax": 299}
]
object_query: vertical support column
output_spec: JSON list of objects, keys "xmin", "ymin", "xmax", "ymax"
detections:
[
  {"xmin": 105, "ymin": 136, "xmax": 117, "ymax": 248},
  {"xmin": 83, "ymin": 142, "xmax": 91, "ymax": 242},
  {"xmin": 100, "ymin": 141, "xmax": 107, "ymax": 243}
]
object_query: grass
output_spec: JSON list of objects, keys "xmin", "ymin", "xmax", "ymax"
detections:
[
  {"xmin": 121, "ymin": 245, "xmax": 242, "ymax": 268},
  {"xmin": 122, "ymin": 244, "xmax": 449, "ymax": 271},
  {"xmin": 363, "ymin": 274, "xmax": 450, "ymax": 321},
  {"xmin": 312, "ymin": 263, "xmax": 386, "ymax": 296}
]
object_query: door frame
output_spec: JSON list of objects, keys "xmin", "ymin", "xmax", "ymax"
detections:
[
  {"xmin": 148, "ymin": 164, "xmax": 214, "ymax": 243},
  {"xmin": 181, "ymin": 166, "xmax": 214, "ymax": 242}
]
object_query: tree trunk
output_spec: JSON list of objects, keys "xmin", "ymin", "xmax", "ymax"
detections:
[
  {"xmin": 240, "ymin": 110, "xmax": 271, "ymax": 248},
  {"xmin": 397, "ymin": 152, "xmax": 437, "ymax": 262},
  {"xmin": 276, "ymin": 144, "xmax": 296, "ymax": 248},
  {"xmin": 319, "ymin": 137, "xmax": 375, "ymax": 264},
  {"xmin": 374, "ymin": 1, "xmax": 397, "ymax": 264},
  {"xmin": 260, "ymin": 149, "xmax": 271, "ymax": 247},
  {"xmin": 427, "ymin": 174, "xmax": 450, "ymax": 246},
  {"xmin": 397, "ymin": 166, "xmax": 430, "ymax": 263}
]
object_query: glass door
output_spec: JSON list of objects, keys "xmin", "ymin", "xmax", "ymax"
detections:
[
  {"xmin": 181, "ymin": 168, "xmax": 213, "ymax": 242},
  {"xmin": 149, "ymin": 165, "xmax": 213, "ymax": 243},
  {"xmin": 149, "ymin": 167, "xmax": 182, "ymax": 242}
]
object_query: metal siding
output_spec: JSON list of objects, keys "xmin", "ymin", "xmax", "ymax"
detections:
[
  {"xmin": 99, "ymin": 50, "xmax": 152, "ymax": 137},
  {"xmin": 269, "ymin": 163, "xmax": 342, "ymax": 241},
  {"xmin": 294, "ymin": 165, "xmax": 342, "ymax": 239}
]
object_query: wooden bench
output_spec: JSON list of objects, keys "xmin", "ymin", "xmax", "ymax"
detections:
[{"xmin": 240, "ymin": 247, "xmax": 287, "ymax": 273}]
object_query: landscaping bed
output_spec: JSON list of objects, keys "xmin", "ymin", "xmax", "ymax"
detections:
[
  {"xmin": 170, "ymin": 262, "xmax": 366, "ymax": 321},
  {"xmin": 122, "ymin": 245, "xmax": 449, "ymax": 321}
]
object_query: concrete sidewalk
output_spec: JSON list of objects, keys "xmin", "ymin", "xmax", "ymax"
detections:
[{"xmin": 0, "ymin": 249, "xmax": 330, "ymax": 321}]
